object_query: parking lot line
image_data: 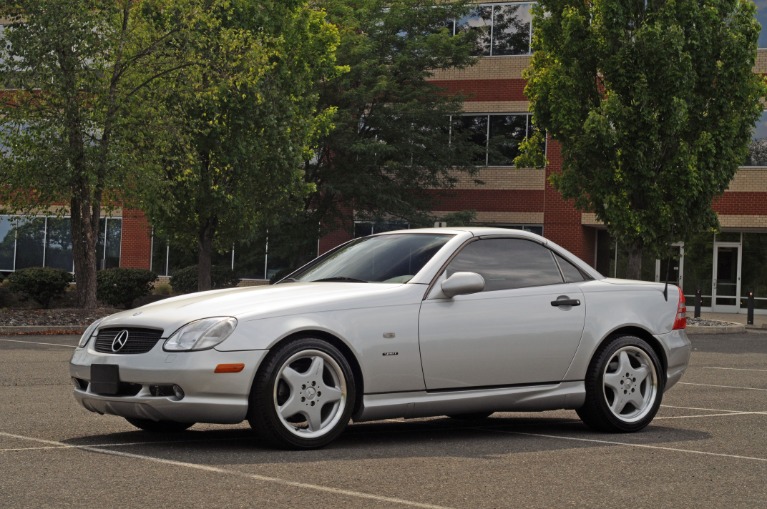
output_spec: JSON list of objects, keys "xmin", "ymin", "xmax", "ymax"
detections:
[
  {"xmin": 679, "ymin": 382, "xmax": 767, "ymax": 392},
  {"xmin": 0, "ymin": 338, "xmax": 76, "ymax": 348},
  {"xmin": 479, "ymin": 429, "xmax": 767, "ymax": 463},
  {"xmin": 699, "ymin": 367, "xmax": 767, "ymax": 373},
  {"xmin": 0, "ymin": 431, "xmax": 455, "ymax": 509}
]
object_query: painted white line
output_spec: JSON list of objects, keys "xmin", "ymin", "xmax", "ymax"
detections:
[
  {"xmin": 661, "ymin": 404, "xmax": 757, "ymax": 413},
  {"xmin": 0, "ymin": 436, "xmax": 256, "ymax": 453},
  {"xmin": 654, "ymin": 412, "xmax": 760, "ymax": 420},
  {"xmin": 480, "ymin": 429, "xmax": 767, "ymax": 463},
  {"xmin": 699, "ymin": 367, "xmax": 767, "ymax": 373},
  {"xmin": 0, "ymin": 338, "xmax": 76, "ymax": 349},
  {"xmin": 0, "ymin": 431, "xmax": 454, "ymax": 509},
  {"xmin": 679, "ymin": 382, "xmax": 767, "ymax": 392}
]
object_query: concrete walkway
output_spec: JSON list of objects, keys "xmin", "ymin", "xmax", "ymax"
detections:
[{"xmin": 694, "ymin": 311, "xmax": 767, "ymax": 329}]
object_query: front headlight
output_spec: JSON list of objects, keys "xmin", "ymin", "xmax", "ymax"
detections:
[
  {"xmin": 163, "ymin": 317, "xmax": 238, "ymax": 352},
  {"xmin": 78, "ymin": 319, "xmax": 102, "ymax": 348}
]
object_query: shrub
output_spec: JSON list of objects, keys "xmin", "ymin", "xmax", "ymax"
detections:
[
  {"xmin": 170, "ymin": 265, "xmax": 239, "ymax": 294},
  {"xmin": 152, "ymin": 282, "xmax": 173, "ymax": 296},
  {"xmin": 7, "ymin": 267, "xmax": 73, "ymax": 308},
  {"xmin": 97, "ymin": 268, "xmax": 158, "ymax": 308}
]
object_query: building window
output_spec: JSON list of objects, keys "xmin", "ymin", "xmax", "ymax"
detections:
[
  {"xmin": 745, "ymin": 110, "xmax": 767, "ymax": 167},
  {"xmin": 757, "ymin": 2, "xmax": 767, "ymax": 48},
  {"xmin": 0, "ymin": 215, "xmax": 121, "ymax": 273},
  {"xmin": 452, "ymin": 113, "xmax": 543, "ymax": 167},
  {"xmin": 455, "ymin": 3, "xmax": 533, "ymax": 56},
  {"xmin": 354, "ymin": 221, "xmax": 410, "ymax": 238}
]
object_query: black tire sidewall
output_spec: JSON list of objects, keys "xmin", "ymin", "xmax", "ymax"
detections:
[
  {"xmin": 579, "ymin": 335, "xmax": 665, "ymax": 432},
  {"xmin": 248, "ymin": 338, "xmax": 356, "ymax": 449}
]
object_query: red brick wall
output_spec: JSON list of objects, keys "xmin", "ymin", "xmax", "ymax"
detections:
[
  {"xmin": 120, "ymin": 208, "xmax": 152, "ymax": 269},
  {"xmin": 318, "ymin": 227, "xmax": 353, "ymax": 255},
  {"xmin": 431, "ymin": 79, "xmax": 527, "ymax": 102},
  {"xmin": 426, "ymin": 189, "xmax": 544, "ymax": 212},
  {"xmin": 543, "ymin": 140, "xmax": 595, "ymax": 264},
  {"xmin": 713, "ymin": 192, "xmax": 767, "ymax": 215}
]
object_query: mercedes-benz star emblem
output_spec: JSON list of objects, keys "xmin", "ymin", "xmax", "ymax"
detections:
[{"xmin": 111, "ymin": 330, "xmax": 130, "ymax": 353}]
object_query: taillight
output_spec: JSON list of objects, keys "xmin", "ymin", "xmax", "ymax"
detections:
[{"xmin": 673, "ymin": 287, "xmax": 686, "ymax": 330}]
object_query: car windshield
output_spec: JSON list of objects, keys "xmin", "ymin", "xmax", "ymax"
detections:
[{"xmin": 284, "ymin": 233, "xmax": 453, "ymax": 284}]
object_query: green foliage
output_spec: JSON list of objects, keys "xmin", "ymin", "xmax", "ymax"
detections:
[
  {"xmin": 96, "ymin": 268, "xmax": 158, "ymax": 308},
  {"xmin": 271, "ymin": 0, "xmax": 481, "ymax": 268},
  {"xmin": 170, "ymin": 265, "xmax": 239, "ymax": 295},
  {"xmin": 0, "ymin": 1, "xmax": 195, "ymax": 308},
  {"xmin": 520, "ymin": 0, "xmax": 767, "ymax": 268},
  {"xmin": 141, "ymin": 0, "xmax": 343, "ymax": 291},
  {"xmin": 7, "ymin": 267, "xmax": 73, "ymax": 308}
]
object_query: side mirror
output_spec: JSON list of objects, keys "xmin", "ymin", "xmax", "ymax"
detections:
[{"xmin": 441, "ymin": 272, "xmax": 485, "ymax": 298}]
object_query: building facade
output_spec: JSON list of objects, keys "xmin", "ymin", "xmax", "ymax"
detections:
[{"xmin": 2, "ymin": 2, "xmax": 767, "ymax": 314}]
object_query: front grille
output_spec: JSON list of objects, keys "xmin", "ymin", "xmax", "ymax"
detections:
[{"xmin": 95, "ymin": 327, "xmax": 164, "ymax": 354}]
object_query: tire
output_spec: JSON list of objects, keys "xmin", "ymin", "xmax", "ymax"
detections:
[
  {"xmin": 577, "ymin": 335, "xmax": 664, "ymax": 433},
  {"xmin": 248, "ymin": 338, "xmax": 356, "ymax": 449},
  {"xmin": 125, "ymin": 418, "xmax": 194, "ymax": 433}
]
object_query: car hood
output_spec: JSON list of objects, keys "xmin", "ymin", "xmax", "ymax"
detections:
[{"xmin": 95, "ymin": 283, "xmax": 424, "ymax": 336}]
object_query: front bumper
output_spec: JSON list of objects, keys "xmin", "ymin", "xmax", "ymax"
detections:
[{"xmin": 70, "ymin": 343, "xmax": 268, "ymax": 424}]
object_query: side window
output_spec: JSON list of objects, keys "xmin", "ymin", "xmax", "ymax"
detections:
[
  {"xmin": 446, "ymin": 238, "xmax": 564, "ymax": 291},
  {"xmin": 554, "ymin": 253, "xmax": 587, "ymax": 283}
]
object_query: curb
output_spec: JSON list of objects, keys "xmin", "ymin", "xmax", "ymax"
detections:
[
  {"xmin": 0, "ymin": 326, "xmax": 86, "ymax": 336},
  {"xmin": 686, "ymin": 322, "xmax": 746, "ymax": 335}
]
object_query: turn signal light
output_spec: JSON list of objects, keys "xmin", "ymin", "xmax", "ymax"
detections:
[
  {"xmin": 214, "ymin": 363, "xmax": 245, "ymax": 373},
  {"xmin": 673, "ymin": 287, "xmax": 687, "ymax": 330}
]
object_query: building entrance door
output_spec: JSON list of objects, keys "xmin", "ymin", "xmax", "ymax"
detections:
[{"xmin": 712, "ymin": 242, "xmax": 742, "ymax": 313}]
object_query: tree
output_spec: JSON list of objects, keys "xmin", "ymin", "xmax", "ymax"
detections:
[
  {"xmin": 140, "ymin": 0, "xmax": 342, "ymax": 291},
  {"xmin": 518, "ymin": 0, "xmax": 766, "ymax": 278},
  {"xmin": 268, "ymin": 0, "xmax": 481, "ymax": 268},
  {"xmin": 0, "ymin": 1, "xmax": 192, "ymax": 308}
]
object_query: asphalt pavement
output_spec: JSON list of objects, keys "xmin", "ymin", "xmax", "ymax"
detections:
[{"xmin": 0, "ymin": 331, "xmax": 765, "ymax": 508}]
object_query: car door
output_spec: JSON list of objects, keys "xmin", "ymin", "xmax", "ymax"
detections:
[{"xmin": 418, "ymin": 237, "xmax": 587, "ymax": 390}]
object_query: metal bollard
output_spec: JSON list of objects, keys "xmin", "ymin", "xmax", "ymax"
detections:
[
  {"xmin": 695, "ymin": 289, "xmax": 701, "ymax": 318},
  {"xmin": 747, "ymin": 291, "xmax": 754, "ymax": 326}
]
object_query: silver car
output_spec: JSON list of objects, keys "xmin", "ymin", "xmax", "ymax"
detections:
[{"xmin": 70, "ymin": 228, "xmax": 691, "ymax": 449}]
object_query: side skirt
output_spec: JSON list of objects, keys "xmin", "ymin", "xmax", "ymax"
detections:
[{"xmin": 355, "ymin": 381, "xmax": 585, "ymax": 422}]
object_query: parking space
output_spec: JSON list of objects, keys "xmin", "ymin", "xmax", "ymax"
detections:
[{"xmin": 1, "ymin": 332, "xmax": 765, "ymax": 508}]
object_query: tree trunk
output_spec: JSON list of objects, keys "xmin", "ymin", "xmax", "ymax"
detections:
[
  {"xmin": 626, "ymin": 244, "xmax": 643, "ymax": 280},
  {"xmin": 197, "ymin": 220, "xmax": 215, "ymax": 291},
  {"xmin": 70, "ymin": 196, "xmax": 100, "ymax": 309}
]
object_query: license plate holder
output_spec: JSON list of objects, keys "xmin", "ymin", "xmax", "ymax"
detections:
[{"xmin": 90, "ymin": 364, "xmax": 120, "ymax": 395}]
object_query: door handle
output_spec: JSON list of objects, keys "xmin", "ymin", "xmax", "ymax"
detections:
[{"xmin": 551, "ymin": 298, "xmax": 581, "ymax": 307}]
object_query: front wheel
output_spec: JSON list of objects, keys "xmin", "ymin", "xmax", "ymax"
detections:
[
  {"xmin": 125, "ymin": 418, "xmax": 194, "ymax": 433},
  {"xmin": 577, "ymin": 335, "xmax": 664, "ymax": 433},
  {"xmin": 248, "ymin": 338, "xmax": 356, "ymax": 449}
]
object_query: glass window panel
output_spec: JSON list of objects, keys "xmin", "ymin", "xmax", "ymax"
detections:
[
  {"xmin": 447, "ymin": 238, "xmax": 564, "ymax": 291},
  {"xmin": 104, "ymin": 219, "xmax": 121, "ymax": 269},
  {"xmin": 456, "ymin": 6, "xmax": 492, "ymax": 56},
  {"xmin": 45, "ymin": 217, "xmax": 73, "ymax": 271},
  {"xmin": 745, "ymin": 110, "xmax": 767, "ymax": 166},
  {"xmin": 741, "ymin": 233, "xmax": 767, "ymax": 310},
  {"xmin": 151, "ymin": 237, "xmax": 169, "ymax": 276},
  {"xmin": 757, "ymin": 2, "xmax": 767, "ymax": 48},
  {"xmin": 555, "ymin": 253, "xmax": 586, "ymax": 282},
  {"xmin": 0, "ymin": 216, "xmax": 15, "ymax": 271},
  {"xmin": 488, "ymin": 114, "xmax": 527, "ymax": 165},
  {"xmin": 454, "ymin": 115, "xmax": 488, "ymax": 165},
  {"xmin": 681, "ymin": 232, "xmax": 714, "ymax": 305},
  {"xmin": 492, "ymin": 3, "xmax": 532, "ymax": 55},
  {"xmin": 15, "ymin": 217, "xmax": 45, "ymax": 269}
]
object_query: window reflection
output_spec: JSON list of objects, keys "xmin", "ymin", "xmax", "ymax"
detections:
[
  {"xmin": 745, "ymin": 110, "xmax": 767, "ymax": 166},
  {"xmin": 0, "ymin": 216, "xmax": 14, "ymax": 271},
  {"xmin": 454, "ymin": 3, "xmax": 533, "ymax": 56}
]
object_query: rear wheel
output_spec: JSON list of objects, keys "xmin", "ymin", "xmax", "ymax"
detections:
[
  {"xmin": 125, "ymin": 418, "xmax": 194, "ymax": 433},
  {"xmin": 577, "ymin": 335, "xmax": 664, "ymax": 432},
  {"xmin": 248, "ymin": 338, "xmax": 355, "ymax": 449}
]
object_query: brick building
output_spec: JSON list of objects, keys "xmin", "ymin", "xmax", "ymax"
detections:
[{"xmin": 2, "ymin": 2, "xmax": 767, "ymax": 314}]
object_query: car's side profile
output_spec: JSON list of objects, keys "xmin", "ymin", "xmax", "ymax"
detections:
[{"xmin": 70, "ymin": 228, "xmax": 691, "ymax": 449}]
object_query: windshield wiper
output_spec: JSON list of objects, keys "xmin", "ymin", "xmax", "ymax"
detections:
[{"xmin": 311, "ymin": 277, "xmax": 367, "ymax": 283}]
